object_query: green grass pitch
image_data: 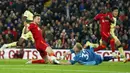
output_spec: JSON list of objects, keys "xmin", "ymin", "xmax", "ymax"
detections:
[{"xmin": 0, "ymin": 59, "xmax": 129, "ymax": 73}]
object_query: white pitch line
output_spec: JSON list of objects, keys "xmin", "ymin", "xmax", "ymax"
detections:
[
  {"xmin": 0, "ymin": 68, "xmax": 129, "ymax": 73},
  {"xmin": 0, "ymin": 64, "xmax": 58, "ymax": 66}
]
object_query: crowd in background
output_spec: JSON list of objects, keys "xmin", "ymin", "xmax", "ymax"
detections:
[{"xmin": 0, "ymin": 0, "xmax": 130, "ymax": 50}]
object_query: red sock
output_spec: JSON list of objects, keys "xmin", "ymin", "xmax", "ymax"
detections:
[
  {"xmin": 32, "ymin": 59, "xmax": 46, "ymax": 64},
  {"xmin": 110, "ymin": 38, "xmax": 115, "ymax": 52},
  {"xmin": 94, "ymin": 45, "xmax": 106, "ymax": 52}
]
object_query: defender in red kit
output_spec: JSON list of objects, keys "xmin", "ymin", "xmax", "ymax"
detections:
[{"xmin": 24, "ymin": 14, "xmax": 59, "ymax": 64}]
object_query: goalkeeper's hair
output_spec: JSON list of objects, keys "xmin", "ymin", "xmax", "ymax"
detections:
[{"xmin": 75, "ymin": 43, "xmax": 83, "ymax": 50}]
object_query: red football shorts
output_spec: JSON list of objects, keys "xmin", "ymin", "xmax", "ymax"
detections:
[
  {"xmin": 35, "ymin": 40, "xmax": 49, "ymax": 57},
  {"xmin": 101, "ymin": 32, "xmax": 110, "ymax": 43}
]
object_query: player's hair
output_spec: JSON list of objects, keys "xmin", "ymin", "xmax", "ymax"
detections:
[
  {"xmin": 33, "ymin": 14, "xmax": 40, "ymax": 19},
  {"xmin": 75, "ymin": 43, "xmax": 83, "ymax": 50},
  {"xmin": 112, "ymin": 6, "xmax": 118, "ymax": 11}
]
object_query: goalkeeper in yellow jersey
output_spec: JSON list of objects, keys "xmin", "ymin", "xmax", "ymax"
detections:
[{"xmin": 0, "ymin": 4, "xmax": 34, "ymax": 50}]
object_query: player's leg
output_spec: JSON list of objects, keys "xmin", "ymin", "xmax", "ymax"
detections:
[
  {"xmin": 103, "ymin": 56, "xmax": 115, "ymax": 61},
  {"xmin": 93, "ymin": 33, "xmax": 107, "ymax": 51},
  {"xmin": 111, "ymin": 32, "xmax": 127, "ymax": 62},
  {"xmin": 26, "ymin": 59, "xmax": 47, "ymax": 64},
  {"xmin": 102, "ymin": 32, "xmax": 116, "ymax": 53},
  {"xmin": 114, "ymin": 36, "xmax": 127, "ymax": 62},
  {"xmin": 26, "ymin": 52, "xmax": 49, "ymax": 64},
  {"xmin": 109, "ymin": 38, "xmax": 115, "ymax": 52},
  {"xmin": 17, "ymin": 26, "xmax": 29, "ymax": 47},
  {"xmin": 18, "ymin": 28, "xmax": 34, "ymax": 47},
  {"xmin": 1, "ymin": 38, "xmax": 26, "ymax": 50},
  {"xmin": 0, "ymin": 42, "xmax": 17, "ymax": 50},
  {"xmin": 115, "ymin": 37, "xmax": 125, "ymax": 56},
  {"xmin": 45, "ymin": 46, "xmax": 60, "ymax": 64},
  {"xmin": 84, "ymin": 41, "xmax": 99, "ymax": 48},
  {"xmin": 0, "ymin": 27, "xmax": 27, "ymax": 50},
  {"xmin": 103, "ymin": 32, "xmax": 116, "ymax": 53},
  {"xmin": 81, "ymin": 61, "xmax": 97, "ymax": 65},
  {"xmin": 26, "ymin": 50, "xmax": 48, "ymax": 64},
  {"xmin": 17, "ymin": 38, "xmax": 26, "ymax": 47},
  {"xmin": 107, "ymin": 36, "xmax": 118, "ymax": 57},
  {"xmin": 27, "ymin": 59, "xmax": 46, "ymax": 64},
  {"xmin": 37, "ymin": 41, "xmax": 60, "ymax": 64},
  {"xmin": 94, "ymin": 41, "xmax": 107, "ymax": 51}
]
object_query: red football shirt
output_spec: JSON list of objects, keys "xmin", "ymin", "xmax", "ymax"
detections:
[
  {"xmin": 28, "ymin": 22, "xmax": 44, "ymax": 43},
  {"xmin": 94, "ymin": 12, "xmax": 113, "ymax": 33}
]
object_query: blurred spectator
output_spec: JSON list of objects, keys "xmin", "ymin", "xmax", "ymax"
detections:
[
  {"xmin": 0, "ymin": 0, "xmax": 130, "ymax": 50},
  {"xmin": 11, "ymin": 27, "xmax": 18, "ymax": 41},
  {"xmin": 70, "ymin": 32, "xmax": 76, "ymax": 47},
  {"xmin": 60, "ymin": 29, "xmax": 67, "ymax": 48},
  {"xmin": 0, "ymin": 21, "xmax": 3, "ymax": 34},
  {"xmin": 13, "ymin": 49, "xmax": 24, "ymax": 59},
  {"xmin": 0, "ymin": 35, "xmax": 4, "ymax": 47}
]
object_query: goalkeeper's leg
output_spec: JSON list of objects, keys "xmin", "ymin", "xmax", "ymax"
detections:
[{"xmin": 103, "ymin": 56, "xmax": 114, "ymax": 61}]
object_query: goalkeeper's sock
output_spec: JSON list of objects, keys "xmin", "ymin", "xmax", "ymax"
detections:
[
  {"xmin": 7, "ymin": 42, "xmax": 17, "ymax": 48},
  {"xmin": 32, "ymin": 59, "xmax": 46, "ymax": 64},
  {"xmin": 94, "ymin": 45, "xmax": 106, "ymax": 52}
]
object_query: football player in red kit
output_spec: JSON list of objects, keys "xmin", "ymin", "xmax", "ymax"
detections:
[
  {"xmin": 87, "ymin": 6, "xmax": 121, "ymax": 60},
  {"xmin": 24, "ymin": 14, "xmax": 59, "ymax": 64},
  {"xmin": 86, "ymin": 6, "xmax": 127, "ymax": 62}
]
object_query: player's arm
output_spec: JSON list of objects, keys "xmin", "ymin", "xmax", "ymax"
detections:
[
  {"xmin": 105, "ymin": 16, "xmax": 114, "ymax": 23},
  {"xmin": 59, "ymin": 54, "xmax": 78, "ymax": 65},
  {"xmin": 60, "ymin": 50, "xmax": 73, "ymax": 60},
  {"xmin": 59, "ymin": 58, "xmax": 77, "ymax": 65},
  {"xmin": 105, "ymin": 13, "xmax": 114, "ymax": 23},
  {"xmin": 114, "ymin": 25, "xmax": 119, "ymax": 29},
  {"xmin": 22, "ymin": 15, "xmax": 27, "ymax": 22},
  {"xmin": 86, "ymin": 19, "xmax": 96, "ymax": 26},
  {"xmin": 22, "ymin": 10, "xmax": 32, "ymax": 25},
  {"xmin": 59, "ymin": 61, "xmax": 72, "ymax": 65},
  {"xmin": 63, "ymin": 51, "xmax": 71, "ymax": 58},
  {"xmin": 86, "ymin": 14, "xmax": 100, "ymax": 26},
  {"xmin": 115, "ymin": 21, "xmax": 120, "ymax": 29},
  {"xmin": 22, "ymin": 11, "xmax": 28, "ymax": 25},
  {"xmin": 24, "ymin": 24, "xmax": 30, "ymax": 34}
]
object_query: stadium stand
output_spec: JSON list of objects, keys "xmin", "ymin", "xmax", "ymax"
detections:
[{"xmin": 0, "ymin": 0, "xmax": 129, "ymax": 50}]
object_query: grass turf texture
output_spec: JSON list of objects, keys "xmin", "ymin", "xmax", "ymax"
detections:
[{"xmin": 0, "ymin": 59, "xmax": 129, "ymax": 73}]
